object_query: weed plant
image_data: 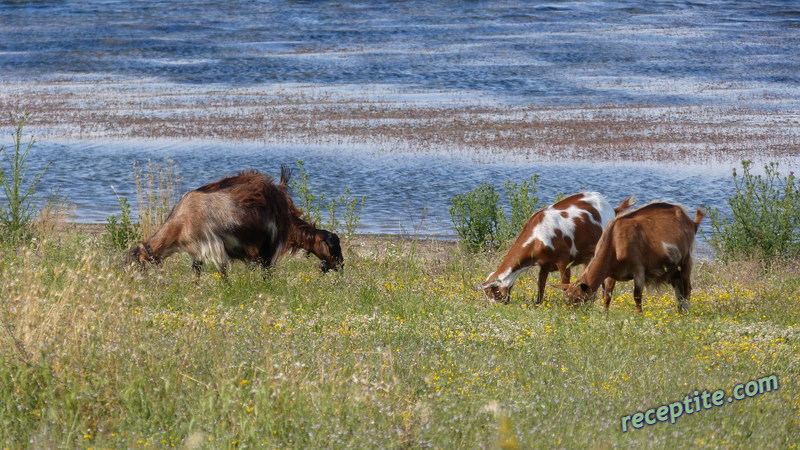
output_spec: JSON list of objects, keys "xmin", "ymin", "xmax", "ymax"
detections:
[
  {"xmin": 291, "ymin": 160, "xmax": 365, "ymax": 239},
  {"xmin": 708, "ymin": 160, "xmax": 799, "ymax": 261},
  {"xmin": 105, "ymin": 188, "xmax": 141, "ymax": 250},
  {"xmin": 290, "ymin": 160, "xmax": 324, "ymax": 225},
  {"xmin": 449, "ymin": 176, "xmax": 541, "ymax": 252},
  {"xmin": 0, "ymin": 111, "xmax": 51, "ymax": 245},
  {"xmin": 326, "ymin": 188, "xmax": 365, "ymax": 240}
]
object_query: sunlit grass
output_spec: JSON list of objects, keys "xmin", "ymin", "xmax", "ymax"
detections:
[{"xmin": 0, "ymin": 232, "xmax": 798, "ymax": 447}]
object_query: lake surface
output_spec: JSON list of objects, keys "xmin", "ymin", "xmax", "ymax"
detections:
[
  {"xmin": 25, "ymin": 140, "xmax": 735, "ymax": 241},
  {"xmin": 1, "ymin": 1, "xmax": 798, "ymax": 242},
  {"xmin": 2, "ymin": 0, "xmax": 799, "ymax": 108}
]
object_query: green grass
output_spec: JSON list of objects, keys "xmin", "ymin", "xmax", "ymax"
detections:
[{"xmin": 0, "ymin": 231, "xmax": 798, "ymax": 448}]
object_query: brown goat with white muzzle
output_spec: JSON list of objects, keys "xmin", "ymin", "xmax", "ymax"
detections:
[
  {"xmin": 558, "ymin": 202, "xmax": 704, "ymax": 313},
  {"xmin": 128, "ymin": 167, "xmax": 343, "ymax": 276}
]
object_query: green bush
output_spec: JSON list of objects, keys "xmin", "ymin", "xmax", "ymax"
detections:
[
  {"xmin": 708, "ymin": 160, "xmax": 799, "ymax": 261},
  {"xmin": 449, "ymin": 176, "xmax": 541, "ymax": 252},
  {"xmin": 449, "ymin": 182, "xmax": 501, "ymax": 252},
  {"xmin": 498, "ymin": 175, "xmax": 541, "ymax": 243},
  {"xmin": 105, "ymin": 190, "xmax": 141, "ymax": 250},
  {"xmin": 0, "ymin": 111, "xmax": 51, "ymax": 245}
]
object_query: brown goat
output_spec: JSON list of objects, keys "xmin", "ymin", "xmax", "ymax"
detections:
[
  {"xmin": 559, "ymin": 202, "xmax": 704, "ymax": 313},
  {"xmin": 128, "ymin": 167, "xmax": 343, "ymax": 276},
  {"xmin": 480, "ymin": 192, "xmax": 635, "ymax": 305},
  {"xmin": 283, "ymin": 202, "xmax": 343, "ymax": 273}
]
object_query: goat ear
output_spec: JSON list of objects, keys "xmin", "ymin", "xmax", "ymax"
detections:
[{"xmin": 579, "ymin": 283, "xmax": 590, "ymax": 293}]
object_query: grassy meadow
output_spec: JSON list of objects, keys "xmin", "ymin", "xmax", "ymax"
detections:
[{"xmin": 0, "ymin": 229, "xmax": 798, "ymax": 448}]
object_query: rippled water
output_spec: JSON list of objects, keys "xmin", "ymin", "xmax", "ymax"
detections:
[
  {"xmin": 24, "ymin": 140, "xmax": 735, "ymax": 241},
  {"xmin": 2, "ymin": 0, "xmax": 799, "ymax": 106},
  {"xmin": 1, "ymin": 1, "xmax": 798, "ymax": 241}
]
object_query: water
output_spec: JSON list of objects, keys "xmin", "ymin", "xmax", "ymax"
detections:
[
  {"xmin": 2, "ymin": 0, "xmax": 799, "ymax": 107},
  {"xmin": 23, "ymin": 139, "xmax": 733, "ymax": 241},
  {"xmin": 0, "ymin": 1, "xmax": 798, "ymax": 241}
]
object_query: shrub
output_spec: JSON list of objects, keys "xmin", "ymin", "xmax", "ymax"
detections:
[
  {"xmin": 0, "ymin": 111, "xmax": 51, "ymax": 245},
  {"xmin": 105, "ymin": 188, "xmax": 141, "ymax": 250},
  {"xmin": 708, "ymin": 160, "xmax": 799, "ymax": 261},
  {"xmin": 450, "ymin": 176, "xmax": 542, "ymax": 252}
]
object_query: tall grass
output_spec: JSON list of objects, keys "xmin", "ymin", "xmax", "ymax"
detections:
[
  {"xmin": 134, "ymin": 159, "xmax": 180, "ymax": 239},
  {"xmin": 0, "ymin": 230, "xmax": 797, "ymax": 448}
]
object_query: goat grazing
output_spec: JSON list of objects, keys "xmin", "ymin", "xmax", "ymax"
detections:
[
  {"xmin": 480, "ymin": 192, "xmax": 635, "ymax": 305},
  {"xmin": 283, "ymin": 204, "xmax": 343, "ymax": 273},
  {"xmin": 128, "ymin": 167, "xmax": 343, "ymax": 276},
  {"xmin": 559, "ymin": 202, "xmax": 704, "ymax": 313}
]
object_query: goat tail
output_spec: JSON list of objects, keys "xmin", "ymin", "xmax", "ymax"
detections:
[
  {"xmin": 693, "ymin": 207, "xmax": 705, "ymax": 229},
  {"xmin": 279, "ymin": 164, "xmax": 292, "ymax": 188},
  {"xmin": 615, "ymin": 194, "xmax": 637, "ymax": 215}
]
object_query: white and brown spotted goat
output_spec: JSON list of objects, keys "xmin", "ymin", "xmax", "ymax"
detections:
[
  {"xmin": 128, "ymin": 167, "xmax": 343, "ymax": 276},
  {"xmin": 480, "ymin": 192, "xmax": 635, "ymax": 305}
]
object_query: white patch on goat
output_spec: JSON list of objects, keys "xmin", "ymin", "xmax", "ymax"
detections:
[
  {"xmin": 484, "ymin": 265, "xmax": 529, "ymax": 289},
  {"xmin": 270, "ymin": 241, "xmax": 286, "ymax": 266},
  {"xmin": 662, "ymin": 242, "xmax": 682, "ymax": 263},
  {"xmin": 190, "ymin": 231, "xmax": 230, "ymax": 271},
  {"xmin": 582, "ymin": 192, "xmax": 616, "ymax": 227},
  {"xmin": 522, "ymin": 192, "xmax": 615, "ymax": 256},
  {"xmin": 265, "ymin": 220, "xmax": 283, "ymax": 266},
  {"xmin": 267, "ymin": 221, "xmax": 278, "ymax": 242}
]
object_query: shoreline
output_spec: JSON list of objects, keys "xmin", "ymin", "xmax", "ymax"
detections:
[{"xmin": 62, "ymin": 223, "xmax": 728, "ymax": 261}]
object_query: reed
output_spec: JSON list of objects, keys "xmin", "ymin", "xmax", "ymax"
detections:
[
  {"xmin": 4, "ymin": 78, "xmax": 799, "ymax": 164},
  {"xmin": 133, "ymin": 159, "xmax": 180, "ymax": 240}
]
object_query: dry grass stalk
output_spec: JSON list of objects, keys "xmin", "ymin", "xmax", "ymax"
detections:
[{"xmin": 134, "ymin": 159, "xmax": 181, "ymax": 240}]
